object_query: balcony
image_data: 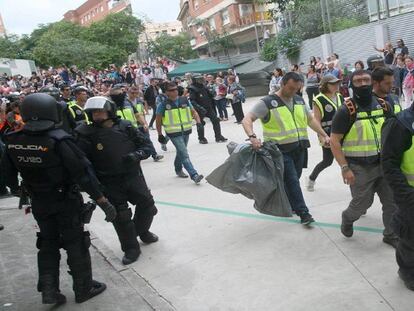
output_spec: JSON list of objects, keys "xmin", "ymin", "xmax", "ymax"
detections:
[{"xmin": 235, "ymin": 11, "xmax": 272, "ymax": 28}]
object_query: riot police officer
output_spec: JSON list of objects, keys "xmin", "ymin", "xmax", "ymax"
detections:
[
  {"xmin": 188, "ymin": 75, "xmax": 227, "ymax": 144},
  {"xmin": 76, "ymin": 96, "xmax": 159, "ymax": 265},
  {"xmin": 39, "ymin": 86, "xmax": 74, "ymax": 134},
  {"xmin": 3, "ymin": 93, "xmax": 117, "ymax": 304}
]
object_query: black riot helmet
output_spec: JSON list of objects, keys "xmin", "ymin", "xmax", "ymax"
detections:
[
  {"xmin": 40, "ymin": 86, "xmax": 60, "ymax": 100},
  {"xmin": 20, "ymin": 93, "xmax": 61, "ymax": 132},
  {"xmin": 192, "ymin": 75, "xmax": 205, "ymax": 86},
  {"xmin": 367, "ymin": 55, "xmax": 385, "ymax": 71},
  {"xmin": 84, "ymin": 96, "xmax": 117, "ymax": 125}
]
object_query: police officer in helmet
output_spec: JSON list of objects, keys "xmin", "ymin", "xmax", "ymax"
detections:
[
  {"xmin": 3, "ymin": 93, "xmax": 117, "ymax": 304},
  {"xmin": 39, "ymin": 86, "xmax": 74, "ymax": 134},
  {"xmin": 76, "ymin": 96, "xmax": 159, "ymax": 265}
]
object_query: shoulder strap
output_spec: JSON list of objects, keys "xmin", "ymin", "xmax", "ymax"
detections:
[{"xmin": 344, "ymin": 98, "xmax": 357, "ymax": 116}]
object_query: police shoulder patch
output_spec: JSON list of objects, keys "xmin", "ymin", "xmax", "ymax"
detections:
[
  {"xmin": 76, "ymin": 110, "xmax": 82, "ymax": 115},
  {"xmin": 166, "ymin": 104, "xmax": 171, "ymax": 109},
  {"xmin": 325, "ymin": 104, "xmax": 333, "ymax": 113},
  {"xmin": 271, "ymin": 100, "xmax": 278, "ymax": 108},
  {"xmin": 96, "ymin": 143, "xmax": 104, "ymax": 151}
]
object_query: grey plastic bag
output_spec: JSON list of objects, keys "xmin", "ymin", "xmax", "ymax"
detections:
[{"xmin": 206, "ymin": 141, "xmax": 292, "ymax": 217}]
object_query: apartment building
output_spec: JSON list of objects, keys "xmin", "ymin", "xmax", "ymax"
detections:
[
  {"xmin": 178, "ymin": 0, "xmax": 276, "ymax": 56},
  {"xmin": 63, "ymin": 0, "xmax": 131, "ymax": 26}
]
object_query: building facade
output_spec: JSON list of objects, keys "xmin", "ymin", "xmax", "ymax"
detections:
[
  {"xmin": 63, "ymin": 0, "xmax": 131, "ymax": 26},
  {"xmin": 178, "ymin": 0, "xmax": 276, "ymax": 57},
  {"xmin": 368, "ymin": 0, "xmax": 414, "ymax": 21},
  {"xmin": 138, "ymin": 21, "xmax": 183, "ymax": 62}
]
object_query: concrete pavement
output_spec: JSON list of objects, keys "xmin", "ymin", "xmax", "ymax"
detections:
[
  {"xmin": 89, "ymin": 97, "xmax": 414, "ymax": 310},
  {"xmin": 0, "ymin": 197, "xmax": 171, "ymax": 311},
  {"xmin": 1, "ymin": 96, "xmax": 414, "ymax": 310}
]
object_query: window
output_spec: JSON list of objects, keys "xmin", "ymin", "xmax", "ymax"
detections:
[
  {"xmin": 162, "ymin": 30, "xmax": 168, "ymax": 33},
  {"xmin": 239, "ymin": 4, "xmax": 253, "ymax": 17},
  {"xmin": 209, "ymin": 17, "xmax": 216, "ymax": 30},
  {"xmin": 171, "ymin": 29, "xmax": 176, "ymax": 32},
  {"xmin": 100, "ymin": 5, "xmax": 104, "ymax": 12},
  {"xmin": 221, "ymin": 9, "xmax": 230, "ymax": 25}
]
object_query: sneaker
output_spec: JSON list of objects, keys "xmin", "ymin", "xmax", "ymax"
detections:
[
  {"xmin": 153, "ymin": 154, "xmax": 164, "ymax": 162},
  {"xmin": 176, "ymin": 170, "xmax": 189, "ymax": 178},
  {"xmin": 305, "ymin": 177, "xmax": 315, "ymax": 192},
  {"xmin": 223, "ymin": 118, "xmax": 228, "ymax": 121},
  {"xmin": 383, "ymin": 235, "xmax": 399, "ymax": 249},
  {"xmin": 140, "ymin": 231, "xmax": 159, "ymax": 244},
  {"xmin": 215, "ymin": 136, "xmax": 228, "ymax": 143},
  {"xmin": 161, "ymin": 144, "xmax": 167, "ymax": 151},
  {"xmin": 192, "ymin": 174, "xmax": 204, "ymax": 185},
  {"xmin": 199, "ymin": 138, "xmax": 208, "ymax": 144},
  {"xmin": 300, "ymin": 213, "xmax": 315, "ymax": 225},
  {"xmin": 398, "ymin": 270, "xmax": 414, "ymax": 291}
]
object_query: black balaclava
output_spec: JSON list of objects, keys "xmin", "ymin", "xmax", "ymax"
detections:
[
  {"xmin": 352, "ymin": 85, "xmax": 373, "ymax": 107},
  {"xmin": 110, "ymin": 92, "xmax": 126, "ymax": 106}
]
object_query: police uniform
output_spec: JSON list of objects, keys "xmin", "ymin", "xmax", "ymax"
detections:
[
  {"xmin": 188, "ymin": 81, "xmax": 226, "ymax": 143},
  {"xmin": 258, "ymin": 94, "xmax": 314, "ymax": 223},
  {"xmin": 382, "ymin": 104, "xmax": 414, "ymax": 290},
  {"xmin": 76, "ymin": 97, "xmax": 158, "ymax": 265},
  {"xmin": 67, "ymin": 100, "xmax": 89, "ymax": 127},
  {"xmin": 308, "ymin": 92, "xmax": 344, "ymax": 182},
  {"xmin": 3, "ymin": 94, "xmax": 110, "ymax": 304},
  {"xmin": 332, "ymin": 96, "xmax": 398, "ymax": 242}
]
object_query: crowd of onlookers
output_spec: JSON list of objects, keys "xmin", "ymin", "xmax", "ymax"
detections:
[{"xmin": 268, "ymin": 38, "xmax": 413, "ymax": 109}]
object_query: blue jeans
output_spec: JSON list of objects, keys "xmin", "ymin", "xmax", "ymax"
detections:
[
  {"xmin": 216, "ymin": 98, "xmax": 228, "ymax": 119},
  {"xmin": 169, "ymin": 134, "xmax": 197, "ymax": 177},
  {"xmin": 283, "ymin": 148, "xmax": 309, "ymax": 215},
  {"xmin": 139, "ymin": 127, "xmax": 157, "ymax": 158}
]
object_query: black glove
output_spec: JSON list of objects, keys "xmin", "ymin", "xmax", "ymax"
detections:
[
  {"xmin": 196, "ymin": 123, "xmax": 204, "ymax": 131},
  {"xmin": 158, "ymin": 134, "xmax": 168, "ymax": 144},
  {"xmin": 123, "ymin": 150, "xmax": 147, "ymax": 162},
  {"xmin": 98, "ymin": 200, "xmax": 117, "ymax": 222}
]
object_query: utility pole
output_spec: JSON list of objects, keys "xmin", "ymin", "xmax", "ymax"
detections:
[
  {"xmin": 320, "ymin": 0, "xmax": 327, "ymax": 34},
  {"xmin": 324, "ymin": 0, "xmax": 332, "ymax": 34},
  {"xmin": 376, "ymin": 0, "xmax": 381, "ymax": 21}
]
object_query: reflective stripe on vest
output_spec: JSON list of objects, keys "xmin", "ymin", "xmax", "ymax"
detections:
[
  {"xmin": 116, "ymin": 107, "xmax": 137, "ymax": 127},
  {"xmin": 313, "ymin": 92, "xmax": 342, "ymax": 122},
  {"xmin": 68, "ymin": 101, "xmax": 89, "ymax": 123},
  {"xmin": 401, "ymin": 136, "xmax": 414, "ymax": 187},
  {"xmin": 342, "ymin": 107, "xmax": 384, "ymax": 158},
  {"xmin": 261, "ymin": 104, "xmax": 308, "ymax": 145},
  {"xmin": 162, "ymin": 104, "xmax": 192, "ymax": 135}
]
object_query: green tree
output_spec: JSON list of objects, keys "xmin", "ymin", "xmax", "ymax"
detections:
[
  {"xmin": 209, "ymin": 31, "xmax": 236, "ymax": 64},
  {"xmin": 0, "ymin": 35, "xmax": 22, "ymax": 59},
  {"xmin": 148, "ymin": 33, "xmax": 197, "ymax": 60},
  {"xmin": 85, "ymin": 12, "xmax": 144, "ymax": 61}
]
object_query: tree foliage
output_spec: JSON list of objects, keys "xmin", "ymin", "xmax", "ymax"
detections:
[
  {"xmin": 0, "ymin": 12, "xmax": 144, "ymax": 69},
  {"xmin": 147, "ymin": 33, "xmax": 197, "ymax": 60}
]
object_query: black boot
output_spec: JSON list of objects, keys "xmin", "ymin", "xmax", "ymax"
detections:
[
  {"xmin": 0, "ymin": 224, "xmax": 3, "ymax": 231},
  {"xmin": 140, "ymin": 231, "xmax": 159, "ymax": 244},
  {"xmin": 74, "ymin": 278, "xmax": 107, "ymax": 303},
  {"xmin": 39, "ymin": 275, "xmax": 66, "ymax": 305},
  {"xmin": 122, "ymin": 248, "xmax": 141, "ymax": 265}
]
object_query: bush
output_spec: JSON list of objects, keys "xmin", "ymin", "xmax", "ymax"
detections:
[
  {"xmin": 261, "ymin": 39, "xmax": 278, "ymax": 61},
  {"xmin": 275, "ymin": 29, "xmax": 301, "ymax": 59}
]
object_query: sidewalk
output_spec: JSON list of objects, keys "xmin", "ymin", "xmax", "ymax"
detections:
[{"xmin": 0, "ymin": 196, "xmax": 172, "ymax": 311}]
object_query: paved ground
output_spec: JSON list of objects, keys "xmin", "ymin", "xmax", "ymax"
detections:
[
  {"xmin": 1, "ymin": 96, "xmax": 414, "ymax": 310},
  {"xmin": 0, "ymin": 199, "xmax": 171, "ymax": 311}
]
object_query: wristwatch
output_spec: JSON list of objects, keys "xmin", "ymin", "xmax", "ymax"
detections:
[
  {"xmin": 341, "ymin": 164, "xmax": 350, "ymax": 172},
  {"xmin": 248, "ymin": 134, "xmax": 257, "ymax": 139}
]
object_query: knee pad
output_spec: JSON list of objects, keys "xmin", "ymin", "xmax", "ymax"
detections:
[
  {"xmin": 137, "ymin": 203, "xmax": 158, "ymax": 216},
  {"xmin": 61, "ymin": 228, "xmax": 84, "ymax": 249},
  {"xmin": 116, "ymin": 208, "xmax": 133, "ymax": 223}
]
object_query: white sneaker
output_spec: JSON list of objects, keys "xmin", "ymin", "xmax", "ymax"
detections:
[{"xmin": 305, "ymin": 177, "xmax": 315, "ymax": 192}]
